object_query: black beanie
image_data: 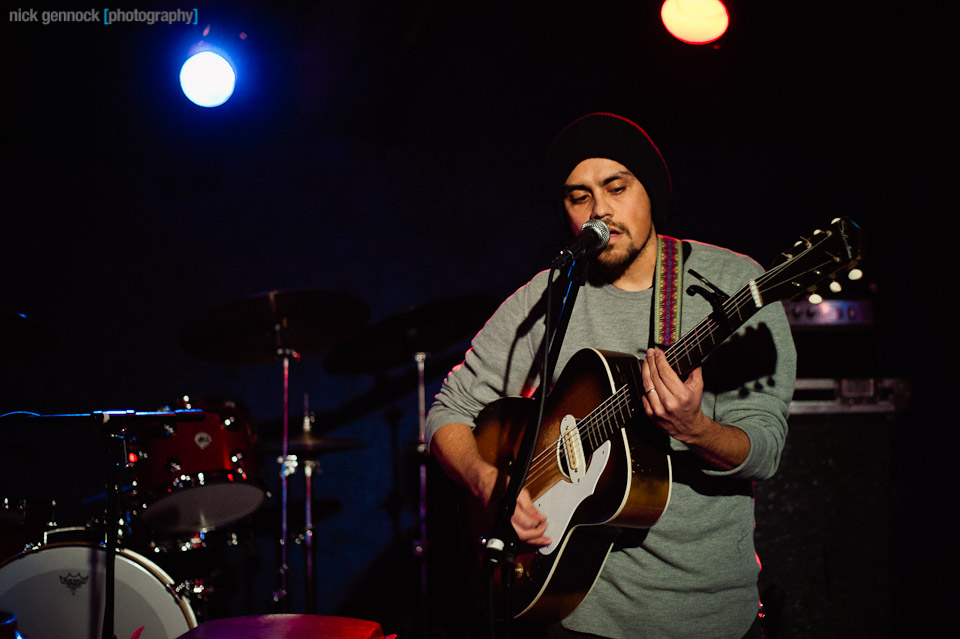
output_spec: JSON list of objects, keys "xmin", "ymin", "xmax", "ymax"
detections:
[{"xmin": 545, "ymin": 113, "xmax": 672, "ymax": 228}]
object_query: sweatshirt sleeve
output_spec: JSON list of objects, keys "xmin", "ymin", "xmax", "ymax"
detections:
[
  {"xmin": 700, "ymin": 261, "xmax": 797, "ymax": 481},
  {"xmin": 425, "ymin": 273, "xmax": 548, "ymax": 449}
]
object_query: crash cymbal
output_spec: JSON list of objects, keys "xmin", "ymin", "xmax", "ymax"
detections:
[
  {"xmin": 1, "ymin": 310, "xmax": 56, "ymax": 359},
  {"xmin": 323, "ymin": 294, "xmax": 497, "ymax": 376},
  {"xmin": 263, "ymin": 433, "xmax": 366, "ymax": 456},
  {"xmin": 180, "ymin": 289, "xmax": 370, "ymax": 365}
]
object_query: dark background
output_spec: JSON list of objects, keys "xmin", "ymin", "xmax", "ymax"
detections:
[{"xmin": 2, "ymin": 1, "xmax": 954, "ymax": 637}]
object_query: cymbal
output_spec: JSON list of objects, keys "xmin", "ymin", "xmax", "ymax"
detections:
[
  {"xmin": 323, "ymin": 294, "xmax": 497, "ymax": 376},
  {"xmin": 1, "ymin": 310, "xmax": 56, "ymax": 359},
  {"xmin": 263, "ymin": 433, "xmax": 366, "ymax": 456},
  {"xmin": 180, "ymin": 289, "xmax": 370, "ymax": 365}
]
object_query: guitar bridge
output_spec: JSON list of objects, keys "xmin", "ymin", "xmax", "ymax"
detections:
[{"xmin": 558, "ymin": 414, "xmax": 585, "ymax": 483}]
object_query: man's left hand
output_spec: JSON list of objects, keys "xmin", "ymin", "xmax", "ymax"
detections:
[{"xmin": 640, "ymin": 348, "xmax": 711, "ymax": 444}]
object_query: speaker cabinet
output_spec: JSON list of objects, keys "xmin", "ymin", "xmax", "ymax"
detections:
[{"xmin": 754, "ymin": 410, "xmax": 897, "ymax": 639}]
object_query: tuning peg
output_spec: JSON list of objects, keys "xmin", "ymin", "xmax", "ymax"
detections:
[
  {"xmin": 848, "ymin": 267, "xmax": 863, "ymax": 281},
  {"xmin": 829, "ymin": 280, "xmax": 842, "ymax": 293},
  {"xmin": 808, "ymin": 293, "xmax": 823, "ymax": 305}
]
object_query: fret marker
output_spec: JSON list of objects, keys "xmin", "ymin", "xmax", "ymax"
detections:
[{"xmin": 748, "ymin": 280, "xmax": 763, "ymax": 309}]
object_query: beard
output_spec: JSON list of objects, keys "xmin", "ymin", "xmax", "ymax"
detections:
[{"xmin": 589, "ymin": 222, "xmax": 656, "ymax": 283}]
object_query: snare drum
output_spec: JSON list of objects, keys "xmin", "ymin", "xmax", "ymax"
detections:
[
  {"xmin": 134, "ymin": 396, "xmax": 265, "ymax": 534},
  {"xmin": 0, "ymin": 541, "xmax": 197, "ymax": 639}
]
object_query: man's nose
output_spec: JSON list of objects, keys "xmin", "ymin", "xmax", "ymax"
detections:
[{"xmin": 591, "ymin": 195, "xmax": 612, "ymax": 219}]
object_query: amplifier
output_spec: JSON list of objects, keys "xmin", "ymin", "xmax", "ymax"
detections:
[
  {"xmin": 789, "ymin": 377, "xmax": 910, "ymax": 415},
  {"xmin": 784, "ymin": 299, "xmax": 879, "ymax": 379},
  {"xmin": 783, "ymin": 299, "xmax": 874, "ymax": 328}
]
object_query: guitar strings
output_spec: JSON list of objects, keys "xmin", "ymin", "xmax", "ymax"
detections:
[
  {"xmin": 524, "ymin": 385, "xmax": 633, "ymax": 486},
  {"xmin": 523, "ymin": 387, "xmax": 623, "ymax": 483}
]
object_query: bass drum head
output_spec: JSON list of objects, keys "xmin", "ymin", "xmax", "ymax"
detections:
[{"xmin": 0, "ymin": 542, "xmax": 196, "ymax": 639}]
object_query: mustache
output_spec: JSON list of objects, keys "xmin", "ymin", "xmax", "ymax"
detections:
[{"xmin": 604, "ymin": 221, "xmax": 630, "ymax": 236}]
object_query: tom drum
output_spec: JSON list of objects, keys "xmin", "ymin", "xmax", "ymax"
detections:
[{"xmin": 133, "ymin": 396, "xmax": 265, "ymax": 534}]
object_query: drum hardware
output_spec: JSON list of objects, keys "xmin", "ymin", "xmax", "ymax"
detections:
[
  {"xmin": 175, "ymin": 577, "xmax": 212, "ymax": 601},
  {"xmin": 261, "ymin": 346, "xmax": 301, "ymax": 613},
  {"xmin": 266, "ymin": 398, "xmax": 367, "ymax": 615},
  {"xmin": 302, "ymin": 457, "xmax": 316, "ymax": 614},
  {"xmin": 0, "ymin": 408, "xmax": 203, "ymax": 639},
  {"xmin": 179, "ymin": 289, "xmax": 371, "ymax": 613},
  {"xmin": 413, "ymin": 350, "xmax": 429, "ymax": 630},
  {"xmin": 1, "ymin": 498, "xmax": 56, "ymax": 561},
  {"xmin": 322, "ymin": 294, "xmax": 497, "ymax": 637}
]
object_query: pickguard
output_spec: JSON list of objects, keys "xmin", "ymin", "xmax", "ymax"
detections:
[{"xmin": 534, "ymin": 439, "xmax": 611, "ymax": 556}]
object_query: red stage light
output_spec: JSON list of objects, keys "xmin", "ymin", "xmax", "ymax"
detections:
[{"xmin": 661, "ymin": 0, "xmax": 730, "ymax": 45}]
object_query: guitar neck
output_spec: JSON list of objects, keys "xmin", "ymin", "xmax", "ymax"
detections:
[
  {"xmin": 663, "ymin": 279, "xmax": 765, "ymax": 379},
  {"xmin": 581, "ymin": 217, "xmax": 860, "ymax": 451}
]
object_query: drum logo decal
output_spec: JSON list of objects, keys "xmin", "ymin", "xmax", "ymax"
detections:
[
  {"xmin": 194, "ymin": 431, "xmax": 212, "ymax": 449},
  {"xmin": 59, "ymin": 572, "xmax": 89, "ymax": 595}
]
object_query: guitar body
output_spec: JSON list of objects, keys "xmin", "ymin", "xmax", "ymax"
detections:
[{"xmin": 469, "ymin": 348, "xmax": 672, "ymax": 624}]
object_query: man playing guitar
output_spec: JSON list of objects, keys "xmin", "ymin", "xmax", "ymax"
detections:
[{"xmin": 426, "ymin": 113, "xmax": 797, "ymax": 639}]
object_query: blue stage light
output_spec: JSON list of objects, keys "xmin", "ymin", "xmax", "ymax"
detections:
[{"xmin": 179, "ymin": 50, "xmax": 236, "ymax": 108}]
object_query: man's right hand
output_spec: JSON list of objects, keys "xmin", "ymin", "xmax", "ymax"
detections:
[
  {"xmin": 432, "ymin": 422, "xmax": 551, "ymax": 548},
  {"xmin": 475, "ymin": 463, "xmax": 551, "ymax": 547}
]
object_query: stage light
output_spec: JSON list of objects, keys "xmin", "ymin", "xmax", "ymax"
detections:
[
  {"xmin": 661, "ymin": 0, "xmax": 729, "ymax": 45},
  {"xmin": 179, "ymin": 50, "xmax": 236, "ymax": 108}
]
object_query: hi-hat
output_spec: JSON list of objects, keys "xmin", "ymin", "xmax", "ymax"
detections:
[
  {"xmin": 262, "ymin": 433, "xmax": 366, "ymax": 457},
  {"xmin": 323, "ymin": 294, "xmax": 496, "ymax": 376},
  {"xmin": 180, "ymin": 290, "xmax": 370, "ymax": 365}
]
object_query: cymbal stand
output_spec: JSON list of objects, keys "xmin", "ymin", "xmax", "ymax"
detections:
[
  {"xmin": 300, "ymin": 395, "xmax": 317, "ymax": 614},
  {"xmin": 273, "ymin": 348, "xmax": 300, "ymax": 611},
  {"xmin": 101, "ymin": 418, "xmax": 128, "ymax": 639},
  {"xmin": 303, "ymin": 455, "xmax": 317, "ymax": 614},
  {"xmin": 413, "ymin": 351, "xmax": 429, "ymax": 636}
]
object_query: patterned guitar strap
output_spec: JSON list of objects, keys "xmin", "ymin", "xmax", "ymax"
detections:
[{"xmin": 651, "ymin": 235, "xmax": 685, "ymax": 349}]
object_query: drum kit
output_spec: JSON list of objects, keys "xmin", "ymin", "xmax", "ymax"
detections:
[{"xmin": 0, "ymin": 292, "xmax": 495, "ymax": 639}]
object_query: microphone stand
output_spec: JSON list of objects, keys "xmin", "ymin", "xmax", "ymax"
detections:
[{"xmin": 478, "ymin": 255, "xmax": 591, "ymax": 638}]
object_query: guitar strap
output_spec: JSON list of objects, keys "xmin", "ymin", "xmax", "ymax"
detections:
[{"xmin": 651, "ymin": 235, "xmax": 684, "ymax": 348}]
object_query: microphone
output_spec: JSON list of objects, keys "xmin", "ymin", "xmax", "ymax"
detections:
[{"xmin": 551, "ymin": 219, "xmax": 610, "ymax": 268}]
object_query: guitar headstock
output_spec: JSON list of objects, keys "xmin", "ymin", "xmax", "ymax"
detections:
[{"xmin": 762, "ymin": 217, "xmax": 864, "ymax": 304}]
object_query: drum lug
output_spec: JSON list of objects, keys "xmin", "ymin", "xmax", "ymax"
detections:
[
  {"xmin": 279, "ymin": 455, "xmax": 298, "ymax": 477},
  {"xmin": 176, "ymin": 578, "xmax": 210, "ymax": 600}
]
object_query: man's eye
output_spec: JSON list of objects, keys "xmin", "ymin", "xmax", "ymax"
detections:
[{"xmin": 568, "ymin": 194, "xmax": 588, "ymax": 204}]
